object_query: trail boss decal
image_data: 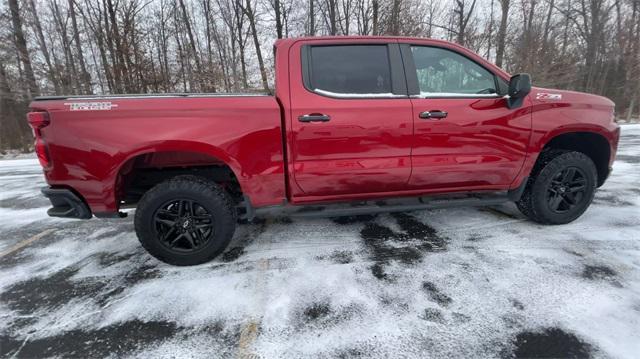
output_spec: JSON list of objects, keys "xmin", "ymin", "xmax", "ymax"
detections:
[
  {"xmin": 64, "ymin": 102, "xmax": 118, "ymax": 111},
  {"xmin": 536, "ymin": 93, "xmax": 562, "ymax": 100}
]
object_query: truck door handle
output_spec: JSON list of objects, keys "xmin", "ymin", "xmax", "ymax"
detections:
[
  {"xmin": 298, "ymin": 113, "xmax": 331, "ymax": 122},
  {"xmin": 419, "ymin": 110, "xmax": 448, "ymax": 119}
]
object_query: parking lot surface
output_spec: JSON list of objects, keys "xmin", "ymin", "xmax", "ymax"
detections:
[{"xmin": 1, "ymin": 125, "xmax": 639, "ymax": 358}]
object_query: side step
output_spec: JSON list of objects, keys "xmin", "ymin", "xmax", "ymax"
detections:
[{"xmin": 252, "ymin": 192, "xmax": 511, "ymax": 219}]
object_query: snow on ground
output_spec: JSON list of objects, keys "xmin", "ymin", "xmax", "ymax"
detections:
[
  {"xmin": 0, "ymin": 151, "xmax": 35, "ymax": 161},
  {"xmin": 1, "ymin": 125, "xmax": 639, "ymax": 358}
]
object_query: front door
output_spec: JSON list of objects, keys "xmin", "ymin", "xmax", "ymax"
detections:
[
  {"xmin": 401, "ymin": 43, "xmax": 531, "ymax": 191},
  {"xmin": 288, "ymin": 42, "xmax": 413, "ymax": 197}
]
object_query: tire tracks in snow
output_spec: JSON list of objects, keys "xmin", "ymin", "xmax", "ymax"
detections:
[
  {"xmin": 236, "ymin": 219, "xmax": 272, "ymax": 359},
  {"xmin": 0, "ymin": 228, "xmax": 56, "ymax": 259}
]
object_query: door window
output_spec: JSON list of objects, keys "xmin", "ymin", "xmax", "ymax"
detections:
[
  {"xmin": 308, "ymin": 45, "xmax": 392, "ymax": 96},
  {"xmin": 410, "ymin": 46, "xmax": 497, "ymax": 97}
]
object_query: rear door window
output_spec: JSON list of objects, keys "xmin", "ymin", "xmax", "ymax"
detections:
[{"xmin": 308, "ymin": 45, "xmax": 392, "ymax": 96}]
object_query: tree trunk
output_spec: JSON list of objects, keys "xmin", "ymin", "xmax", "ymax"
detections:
[
  {"xmin": 495, "ymin": 0, "xmax": 510, "ymax": 68},
  {"xmin": 69, "ymin": 0, "xmax": 93, "ymax": 94},
  {"xmin": 0, "ymin": 64, "xmax": 30, "ymax": 150},
  {"xmin": 309, "ymin": 0, "xmax": 315, "ymax": 36},
  {"xmin": 89, "ymin": 37, "xmax": 106, "ymax": 93},
  {"xmin": 340, "ymin": 0, "xmax": 351, "ymax": 35},
  {"xmin": 27, "ymin": 0, "xmax": 61, "ymax": 94},
  {"xmin": 239, "ymin": 42, "xmax": 249, "ymax": 89},
  {"xmin": 372, "ymin": 0, "xmax": 379, "ymax": 35},
  {"xmin": 210, "ymin": 18, "xmax": 232, "ymax": 92},
  {"xmin": 486, "ymin": 0, "xmax": 495, "ymax": 59},
  {"xmin": 391, "ymin": 0, "xmax": 401, "ymax": 35},
  {"xmin": 179, "ymin": 0, "xmax": 205, "ymax": 91},
  {"xmin": 8, "ymin": 0, "xmax": 39, "ymax": 97},
  {"xmin": 242, "ymin": 0, "xmax": 270, "ymax": 91},
  {"xmin": 522, "ymin": 0, "xmax": 537, "ymax": 72},
  {"xmin": 560, "ymin": 0, "xmax": 570, "ymax": 57},
  {"xmin": 274, "ymin": 0, "xmax": 283, "ymax": 38},
  {"xmin": 158, "ymin": 2, "xmax": 172, "ymax": 91},
  {"xmin": 106, "ymin": 0, "xmax": 130, "ymax": 92},
  {"xmin": 454, "ymin": 0, "xmax": 477, "ymax": 46},
  {"xmin": 328, "ymin": 0, "xmax": 337, "ymax": 35},
  {"xmin": 52, "ymin": 0, "xmax": 80, "ymax": 94},
  {"xmin": 203, "ymin": 0, "xmax": 214, "ymax": 74},
  {"xmin": 96, "ymin": 19, "xmax": 116, "ymax": 93},
  {"xmin": 174, "ymin": 24, "xmax": 189, "ymax": 92},
  {"xmin": 233, "ymin": 0, "xmax": 249, "ymax": 89},
  {"xmin": 540, "ymin": 0, "xmax": 555, "ymax": 58}
]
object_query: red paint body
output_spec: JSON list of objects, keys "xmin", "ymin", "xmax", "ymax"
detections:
[{"xmin": 29, "ymin": 36, "xmax": 620, "ymax": 216}]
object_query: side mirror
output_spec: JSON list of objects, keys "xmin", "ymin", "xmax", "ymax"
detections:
[{"xmin": 506, "ymin": 73, "xmax": 531, "ymax": 109}]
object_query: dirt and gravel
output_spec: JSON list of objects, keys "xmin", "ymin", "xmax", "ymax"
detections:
[{"xmin": 1, "ymin": 125, "xmax": 639, "ymax": 358}]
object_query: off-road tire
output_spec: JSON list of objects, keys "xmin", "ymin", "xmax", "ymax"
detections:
[
  {"xmin": 134, "ymin": 175, "xmax": 236, "ymax": 265},
  {"xmin": 517, "ymin": 150, "xmax": 597, "ymax": 225}
]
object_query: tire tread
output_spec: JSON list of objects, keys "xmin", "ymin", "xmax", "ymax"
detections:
[
  {"xmin": 134, "ymin": 175, "xmax": 236, "ymax": 265},
  {"xmin": 517, "ymin": 150, "xmax": 597, "ymax": 225}
]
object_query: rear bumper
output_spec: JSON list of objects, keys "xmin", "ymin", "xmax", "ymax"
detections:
[{"xmin": 41, "ymin": 187, "xmax": 92, "ymax": 219}]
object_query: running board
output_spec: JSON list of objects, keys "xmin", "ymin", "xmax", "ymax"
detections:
[{"xmin": 250, "ymin": 192, "xmax": 511, "ymax": 219}]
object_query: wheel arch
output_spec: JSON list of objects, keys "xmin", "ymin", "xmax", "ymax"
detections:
[
  {"xmin": 113, "ymin": 140, "xmax": 248, "ymax": 209},
  {"xmin": 537, "ymin": 129, "xmax": 612, "ymax": 187}
]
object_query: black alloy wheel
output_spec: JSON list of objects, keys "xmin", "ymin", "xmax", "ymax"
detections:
[
  {"xmin": 516, "ymin": 150, "xmax": 597, "ymax": 225},
  {"xmin": 135, "ymin": 175, "xmax": 236, "ymax": 266},
  {"xmin": 546, "ymin": 167, "xmax": 588, "ymax": 214},
  {"xmin": 154, "ymin": 199, "xmax": 215, "ymax": 253}
]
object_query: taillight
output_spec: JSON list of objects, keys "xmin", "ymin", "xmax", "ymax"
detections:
[{"xmin": 27, "ymin": 112, "xmax": 51, "ymax": 168}]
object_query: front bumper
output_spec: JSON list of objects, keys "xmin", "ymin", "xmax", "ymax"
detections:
[{"xmin": 41, "ymin": 187, "xmax": 92, "ymax": 219}]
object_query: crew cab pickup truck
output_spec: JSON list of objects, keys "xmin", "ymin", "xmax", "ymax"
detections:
[{"xmin": 28, "ymin": 36, "xmax": 620, "ymax": 265}]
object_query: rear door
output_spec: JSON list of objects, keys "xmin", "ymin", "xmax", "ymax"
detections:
[
  {"xmin": 400, "ymin": 43, "xmax": 531, "ymax": 191},
  {"xmin": 288, "ymin": 41, "xmax": 413, "ymax": 198}
]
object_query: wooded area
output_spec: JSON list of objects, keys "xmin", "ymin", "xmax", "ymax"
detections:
[{"xmin": 0, "ymin": 0, "xmax": 638, "ymax": 150}]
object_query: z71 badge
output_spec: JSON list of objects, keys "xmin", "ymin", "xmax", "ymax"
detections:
[
  {"xmin": 536, "ymin": 93, "xmax": 562, "ymax": 100},
  {"xmin": 64, "ymin": 102, "xmax": 118, "ymax": 111}
]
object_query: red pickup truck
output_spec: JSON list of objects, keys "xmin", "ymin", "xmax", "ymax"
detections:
[{"xmin": 28, "ymin": 36, "xmax": 620, "ymax": 265}]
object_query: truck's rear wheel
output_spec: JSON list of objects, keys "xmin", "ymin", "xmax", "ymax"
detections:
[
  {"xmin": 517, "ymin": 150, "xmax": 597, "ymax": 224},
  {"xmin": 134, "ymin": 175, "xmax": 236, "ymax": 266}
]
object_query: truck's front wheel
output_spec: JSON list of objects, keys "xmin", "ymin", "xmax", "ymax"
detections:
[
  {"xmin": 517, "ymin": 150, "xmax": 597, "ymax": 224},
  {"xmin": 134, "ymin": 176, "xmax": 236, "ymax": 266}
]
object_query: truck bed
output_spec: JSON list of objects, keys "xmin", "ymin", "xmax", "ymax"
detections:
[{"xmin": 30, "ymin": 93, "xmax": 286, "ymax": 215}]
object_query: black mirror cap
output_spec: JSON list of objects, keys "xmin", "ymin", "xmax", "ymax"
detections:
[{"xmin": 507, "ymin": 73, "xmax": 532, "ymax": 109}]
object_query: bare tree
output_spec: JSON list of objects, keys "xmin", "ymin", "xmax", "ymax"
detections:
[
  {"xmin": 179, "ymin": 0, "xmax": 206, "ymax": 91},
  {"xmin": 0, "ymin": 63, "xmax": 30, "ymax": 149},
  {"xmin": 355, "ymin": 0, "xmax": 372, "ymax": 34},
  {"xmin": 27, "ymin": 0, "xmax": 61, "ymax": 94},
  {"xmin": 8, "ymin": 0, "xmax": 39, "ymax": 97},
  {"xmin": 453, "ymin": 0, "xmax": 478, "ymax": 46},
  {"xmin": 308, "ymin": 0, "xmax": 316, "ymax": 35},
  {"xmin": 495, "ymin": 0, "xmax": 510, "ymax": 68},
  {"xmin": 320, "ymin": 0, "xmax": 338, "ymax": 35},
  {"xmin": 485, "ymin": 0, "xmax": 495, "ymax": 58},
  {"xmin": 240, "ymin": 0, "xmax": 269, "ymax": 91},
  {"xmin": 69, "ymin": 0, "xmax": 92, "ymax": 93},
  {"xmin": 271, "ymin": 0, "xmax": 284, "ymax": 38},
  {"xmin": 372, "ymin": 0, "xmax": 379, "ymax": 35},
  {"xmin": 390, "ymin": 0, "xmax": 402, "ymax": 35},
  {"xmin": 558, "ymin": 0, "xmax": 618, "ymax": 91}
]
